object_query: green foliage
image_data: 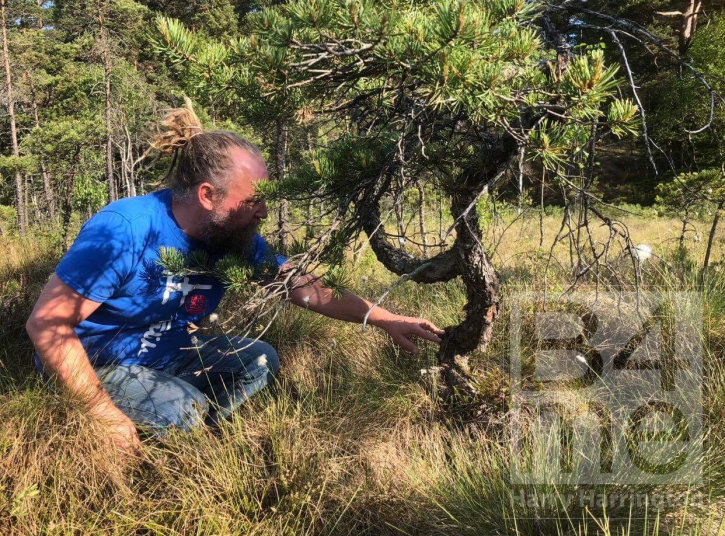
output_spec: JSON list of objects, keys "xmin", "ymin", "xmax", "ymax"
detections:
[
  {"xmin": 321, "ymin": 264, "xmax": 352, "ymax": 299},
  {"xmin": 0, "ymin": 0, "xmax": 177, "ymax": 223},
  {"xmin": 155, "ymin": 247, "xmax": 262, "ymax": 295},
  {"xmin": 0, "ymin": 205, "xmax": 17, "ymax": 234},
  {"xmin": 640, "ymin": 13, "xmax": 725, "ymax": 171},
  {"xmin": 186, "ymin": 249, "xmax": 211, "ymax": 271},
  {"xmin": 655, "ymin": 168, "xmax": 725, "ymax": 218},
  {"xmin": 212, "ymin": 254, "xmax": 254, "ymax": 293},
  {"xmin": 607, "ymin": 98, "xmax": 640, "ymax": 138},
  {"xmin": 155, "ymin": 0, "xmax": 639, "ymax": 186},
  {"xmin": 157, "ymin": 246, "xmax": 188, "ymax": 275},
  {"xmin": 0, "ymin": 155, "xmax": 38, "ymax": 175},
  {"xmin": 71, "ymin": 174, "xmax": 108, "ymax": 213}
]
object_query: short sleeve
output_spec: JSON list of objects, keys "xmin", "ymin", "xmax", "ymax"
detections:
[
  {"xmin": 249, "ymin": 234, "xmax": 287, "ymax": 270},
  {"xmin": 55, "ymin": 211, "xmax": 135, "ymax": 302}
]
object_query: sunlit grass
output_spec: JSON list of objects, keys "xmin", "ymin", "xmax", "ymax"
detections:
[{"xmin": 0, "ymin": 208, "xmax": 722, "ymax": 534}]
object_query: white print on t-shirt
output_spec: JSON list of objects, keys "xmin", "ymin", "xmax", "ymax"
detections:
[
  {"xmin": 138, "ymin": 318, "xmax": 173, "ymax": 356},
  {"xmin": 136, "ymin": 275, "xmax": 213, "ymax": 358},
  {"xmin": 161, "ymin": 274, "xmax": 212, "ymax": 306}
]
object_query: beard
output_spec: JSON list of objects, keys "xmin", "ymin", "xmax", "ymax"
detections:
[{"xmin": 198, "ymin": 209, "xmax": 259, "ymax": 258}]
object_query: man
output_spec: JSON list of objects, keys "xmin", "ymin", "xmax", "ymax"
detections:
[{"xmin": 26, "ymin": 106, "xmax": 444, "ymax": 454}]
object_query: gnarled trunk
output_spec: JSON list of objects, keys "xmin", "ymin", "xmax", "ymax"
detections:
[
  {"xmin": 437, "ymin": 186, "xmax": 500, "ymax": 398},
  {"xmin": 357, "ymin": 181, "xmax": 500, "ymax": 400}
]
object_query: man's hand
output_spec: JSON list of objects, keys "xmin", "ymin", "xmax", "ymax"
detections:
[
  {"xmin": 27, "ymin": 274, "xmax": 142, "ymax": 457},
  {"xmin": 89, "ymin": 403, "xmax": 142, "ymax": 455},
  {"xmin": 373, "ymin": 315, "xmax": 445, "ymax": 354}
]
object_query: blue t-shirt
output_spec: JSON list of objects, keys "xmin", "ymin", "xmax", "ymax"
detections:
[{"xmin": 35, "ymin": 188, "xmax": 286, "ymax": 371}]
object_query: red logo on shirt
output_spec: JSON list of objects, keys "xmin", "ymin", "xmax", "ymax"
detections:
[{"xmin": 185, "ymin": 294, "xmax": 207, "ymax": 315}]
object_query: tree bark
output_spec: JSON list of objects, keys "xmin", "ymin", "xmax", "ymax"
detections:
[
  {"xmin": 120, "ymin": 124, "xmax": 136, "ymax": 197},
  {"xmin": 305, "ymin": 127, "xmax": 315, "ymax": 239},
  {"xmin": 437, "ymin": 185, "xmax": 500, "ymax": 398},
  {"xmin": 359, "ymin": 199, "xmax": 461, "ymax": 283},
  {"xmin": 97, "ymin": 0, "xmax": 116, "ymax": 202},
  {"xmin": 358, "ymin": 183, "xmax": 500, "ymax": 400},
  {"xmin": 679, "ymin": 0, "xmax": 702, "ymax": 56},
  {"xmin": 417, "ymin": 181, "xmax": 428, "ymax": 257},
  {"xmin": 1, "ymin": 0, "xmax": 26, "ymax": 234},
  {"xmin": 275, "ymin": 118, "xmax": 291, "ymax": 251},
  {"xmin": 703, "ymin": 198, "xmax": 723, "ymax": 277},
  {"xmin": 28, "ymin": 74, "xmax": 56, "ymax": 220},
  {"xmin": 679, "ymin": 207, "xmax": 690, "ymax": 248},
  {"xmin": 394, "ymin": 181, "xmax": 405, "ymax": 245},
  {"xmin": 541, "ymin": 13, "xmax": 572, "ymax": 79}
]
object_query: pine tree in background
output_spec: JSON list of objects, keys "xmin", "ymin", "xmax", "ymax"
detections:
[
  {"xmin": 1, "ymin": 0, "xmax": 26, "ymax": 233},
  {"xmin": 0, "ymin": 0, "xmax": 180, "ymax": 231}
]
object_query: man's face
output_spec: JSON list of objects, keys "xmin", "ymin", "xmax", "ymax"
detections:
[{"xmin": 199, "ymin": 147, "xmax": 269, "ymax": 255}]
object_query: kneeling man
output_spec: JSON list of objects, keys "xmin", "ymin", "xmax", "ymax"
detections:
[{"xmin": 26, "ymin": 106, "xmax": 444, "ymax": 453}]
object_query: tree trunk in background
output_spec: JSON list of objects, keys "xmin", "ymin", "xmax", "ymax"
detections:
[
  {"xmin": 28, "ymin": 75, "xmax": 56, "ymax": 221},
  {"xmin": 275, "ymin": 118, "xmax": 291, "ymax": 252},
  {"xmin": 438, "ymin": 191, "xmax": 444, "ymax": 248},
  {"xmin": 394, "ymin": 179, "xmax": 405, "ymax": 246},
  {"xmin": 125, "ymin": 125, "xmax": 136, "ymax": 197},
  {"xmin": 1, "ymin": 0, "xmax": 26, "ymax": 234},
  {"xmin": 679, "ymin": 207, "xmax": 690, "ymax": 248},
  {"xmin": 417, "ymin": 181, "xmax": 428, "ymax": 257},
  {"xmin": 24, "ymin": 174, "xmax": 29, "ymax": 225},
  {"xmin": 679, "ymin": 0, "xmax": 702, "ymax": 56},
  {"xmin": 305, "ymin": 127, "xmax": 315, "ymax": 239},
  {"xmin": 703, "ymin": 198, "xmax": 723, "ymax": 277},
  {"xmin": 98, "ymin": 1, "xmax": 116, "ymax": 202}
]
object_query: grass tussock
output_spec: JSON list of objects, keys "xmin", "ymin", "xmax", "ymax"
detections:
[{"xmin": 0, "ymin": 210, "xmax": 723, "ymax": 534}]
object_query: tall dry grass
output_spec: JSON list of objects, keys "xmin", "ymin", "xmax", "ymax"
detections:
[{"xmin": 0, "ymin": 208, "xmax": 722, "ymax": 535}]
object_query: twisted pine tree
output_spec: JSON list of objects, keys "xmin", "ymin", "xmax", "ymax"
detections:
[{"xmin": 155, "ymin": 0, "xmax": 643, "ymax": 399}]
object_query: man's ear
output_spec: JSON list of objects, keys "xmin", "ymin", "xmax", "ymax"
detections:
[{"xmin": 197, "ymin": 182, "xmax": 216, "ymax": 211}]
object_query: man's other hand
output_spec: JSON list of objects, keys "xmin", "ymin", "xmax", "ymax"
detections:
[
  {"xmin": 374, "ymin": 315, "xmax": 445, "ymax": 354},
  {"xmin": 89, "ymin": 404, "xmax": 142, "ymax": 456}
]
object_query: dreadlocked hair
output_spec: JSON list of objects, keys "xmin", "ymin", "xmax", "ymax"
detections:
[{"xmin": 151, "ymin": 96, "xmax": 262, "ymax": 202}]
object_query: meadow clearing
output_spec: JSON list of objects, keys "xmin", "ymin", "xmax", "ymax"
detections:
[{"xmin": 0, "ymin": 203, "xmax": 723, "ymax": 535}]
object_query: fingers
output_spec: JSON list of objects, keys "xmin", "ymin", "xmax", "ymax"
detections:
[
  {"xmin": 413, "ymin": 324, "xmax": 442, "ymax": 344},
  {"xmin": 109, "ymin": 423, "xmax": 142, "ymax": 457},
  {"xmin": 420, "ymin": 319, "xmax": 445, "ymax": 336},
  {"xmin": 395, "ymin": 334, "xmax": 420, "ymax": 354}
]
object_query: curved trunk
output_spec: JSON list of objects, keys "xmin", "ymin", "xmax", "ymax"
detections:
[
  {"xmin": 358, "ymin": 185, "xmax": 500, "ymax": 400},
  {"xmin": 437, "ymin": 186, "xmax": 500, "ymax": 398},
  {"xmin": 359, "ymin": 200, "xmax": 460, "ymax": 283}
]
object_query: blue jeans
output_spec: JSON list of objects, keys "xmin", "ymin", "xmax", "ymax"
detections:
[{"xmin": 93, "ymin": 336, "xmax": 280, "ymax": 433}]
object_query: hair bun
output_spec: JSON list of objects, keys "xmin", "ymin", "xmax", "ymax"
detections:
[{"xmin": 151, "ymin": 96, "xmax": 203, "ymax": 154}]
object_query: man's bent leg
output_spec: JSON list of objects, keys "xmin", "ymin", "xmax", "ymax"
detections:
[
  {"xmin": 95, "ymin": 364, "xmax": 209, "ymax": 433},
  {"xmin": 167, "ymin": 336, "xmax": 280, "ymax": 425}
]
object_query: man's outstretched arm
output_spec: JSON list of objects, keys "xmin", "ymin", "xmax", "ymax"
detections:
[
  {"xmin": 26, "ymin": 274, "xmax": 140, "ymax": 454},
  {"xmin": 283, "ymin": 266, "xmax": 444, "ymax": 354}
]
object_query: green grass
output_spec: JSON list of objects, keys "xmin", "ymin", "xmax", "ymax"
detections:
[{"xmin": 0, "ymin": 207, "xmax": 723, "ymax": 535}]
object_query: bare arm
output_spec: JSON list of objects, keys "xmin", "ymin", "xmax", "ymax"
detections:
[
  {"xmin": 284, "ymin": 267, "xmax": 444, "ymax": 354},
  {"xmin": 26, "ymin": 274, "xmax": 140, "ymax": 452}
]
